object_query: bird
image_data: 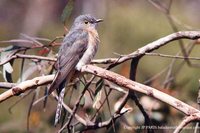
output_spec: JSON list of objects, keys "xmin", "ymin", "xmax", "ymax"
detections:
[{"xmin": 48, "ymin": 14, "xmax": 103, "ymax": 125}]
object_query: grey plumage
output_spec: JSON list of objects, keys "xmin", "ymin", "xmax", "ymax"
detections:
[
  {"xmin": 48, "ymin": 14, "xmax": 102, "ymax": 125},
  {"xmin": 48, "ymin": 29, "xmax": 89, "ymax": 94}
]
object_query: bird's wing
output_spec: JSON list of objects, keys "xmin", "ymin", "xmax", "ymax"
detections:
[{"xmin": 48, "ymin": 29, "xmax": 88, "ymax": 94}]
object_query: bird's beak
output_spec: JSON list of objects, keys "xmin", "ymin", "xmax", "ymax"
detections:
[{"xmin": 95, "ymin": 19, "xmax": 103, "ymax": 23}]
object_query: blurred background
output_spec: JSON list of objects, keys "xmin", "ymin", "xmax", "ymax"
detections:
[{"xmin": 1, "ymin": 0, "xmax": 200, "ymax": 132}]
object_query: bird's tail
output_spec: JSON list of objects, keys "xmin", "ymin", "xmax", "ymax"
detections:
[
  {"xmin": 47, "ymin": 71, "xmax": 66, "ymax": 125},
  {"xmin": 54, "ymin": 86, "xmax": 66, "ymax": 126}
]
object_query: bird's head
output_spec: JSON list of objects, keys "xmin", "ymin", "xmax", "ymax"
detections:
[{"xmin": 71, "ymin": 14, "xmax": 103, "ymax": 30}]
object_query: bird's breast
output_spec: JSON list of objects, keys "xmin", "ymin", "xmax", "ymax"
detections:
[{"xmin": 75, "ymin": 30, "xmax": 99, "ymax": 71}]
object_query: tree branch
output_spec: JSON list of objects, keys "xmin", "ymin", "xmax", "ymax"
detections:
[
  {"xmin": 1, "ymin": 31, "xmax": 200, "ymax": 67},
  {"xmin": 0, "ymin": 75, "xmax": 54, "ymax": 103},
  {"xmin": 1, "ymin": 31, "xmax": 200, "ymax": 117},
  {"xmin": 94, "ymin": 31, "xmax": 200, "ymax": 67},
  {"xmin": 1, "ymin": 64, "xmax": 199, "ymax": 116},
  {"xmin": 145, "ymin": 52, "xmax": 200, "ymax": 61},
  {"xmin": 81, "ymin": 65, "xmax": 199, "ymax": 115},
  {"xmin": 0, "ymin": 53, "xmax": 56, "ymax": 66},
  {"xmin": 174, "ymin": 113, "xmax": 200, "ymax": 133}
]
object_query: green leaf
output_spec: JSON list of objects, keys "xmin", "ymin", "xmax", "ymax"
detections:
[
  {"xmin": 1, "ymin": 49, "xmax": 15, "ymax": 82},
  {"xmin": 94, "ymin": 79, "xmax": 104, "ymax": 96},
  {"xmin": 3, "ymin": 62, "xmax": 13, "ymax": 74},
  {"xmin": 2, "ymin": 63, "xmax": 13, "ymax": 82},
  {"xmin": 1, "ymin": 45, "xmax": 16, "ymax": 52},
  {"xmin": 61, "ymin": 0, "xmax": 74, "ymax": 25},
  {"xmin": 80, "ymin": 96, "xmax": 85, "ymax": 107},
  {"xmin": 93, "ymin": 89, "xmax": 103, "ymax": 109}
]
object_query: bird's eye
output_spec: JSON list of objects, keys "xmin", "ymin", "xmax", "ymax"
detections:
[{"xmin": 84, "ymin": 21, "xmax": 88, "ymax": 24}]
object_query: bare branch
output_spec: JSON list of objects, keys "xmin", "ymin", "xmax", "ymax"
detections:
[
  {"xmin": 145, "ymin": 52, "xmax": 200, "ymax": 61},
  {"xmin": 1, "ymin": 64, "xmax": 200, "ymax": 131},
  {"xmin": 1, "ymin": 31, "xmax": 200, "ymax": 115},
  {"xmin": 20, "ymin": 33, "xmax": 44, "ymax": 47},
  {"xmin": 147, "ymin": 0, "xmax": 198, "ymax": 30},
  {"xmin": 81, "ymin": 65, "xmax": 199, "ymax": 115},
  {"xmin": 0, "ymin": 75, "xmax": 54, "ymax": 103},
  {"xmin": 0, "ymin": 63, "xmax": 199, "ymax": 115},
  {"xmin": 0, "ymin": 82, "xmax": 16, "ymax": 89},
  {"xmin": 174, "ymin": 113, "xmax": 200, "ymax": 133},
  {"xmin": 0, "ymin": 54, "xmax": 56, "ymax": 66},
  {"xmin": 51, "ymin": 92, "xmax": 90, "ymax": 126},
  {"xmin": 82, "ymin": 109, "xmax": 130, "ymax": 131},
  {"xmin": 95, "ymin": 31, "xmax": 200, "ymax": 67},
  {"xmin": 1, "ymin": 31, "xmax": 200, "ymax": 68},
  {"xmin": 59, "ymin": 76, "xmax": 96, "ymax": 132}
]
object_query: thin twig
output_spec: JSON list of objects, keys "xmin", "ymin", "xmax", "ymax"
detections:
[
  {"xmin": 8, "ymin": 90, "xmax": 33, "ymax": 113},
  {"xmin": 51, "ymin": 92, "xmax": 90, "ymax": 126},
  {"xmin": 0, "ymin": 53, "xmax": 56, "ymax": 66},
  {"xmin": 90, "ymin": 88, "xmax": 112, "ymax": 121},
  {"xmin": 82, "ymin": 109, "xmax": 130, "ymax": 131},
  {"xmin": 81, "ymin": 65, "xmax": 200, "ymax": 115},
  {"xmin": 27, "ymin": 92, "xmax": 36, "ymax": 132},
  {"xmin": 174, "ymin": 113, "xmax": 200, "ymax": 133},
  {"xmin": 145, "ymin": 52, "xmax": 200, "ymax": 61},
  {"xmin": 20, "ymin": 33, "xmax": 44, "ymax": 47},
  {"xmin": 0, "ymin": 82, "xmax": 17, "ymax": 89},
  {"xmin": 104, "ymin": 87, "xmax": 116, "ymax": 132},
  {"xmin": 59, "ymin": 76, "xmax": 96, "ymax": 132}
]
